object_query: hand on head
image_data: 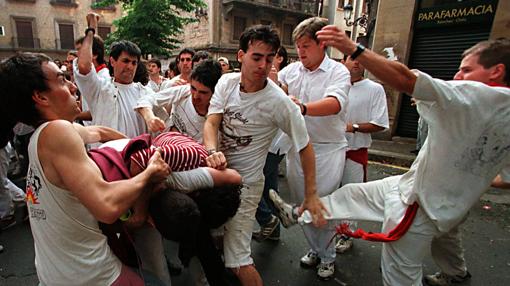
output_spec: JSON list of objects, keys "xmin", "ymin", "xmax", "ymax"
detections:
[{"xmin": 316, "ymin": 25, "xmax": 357, "ymax": 55}]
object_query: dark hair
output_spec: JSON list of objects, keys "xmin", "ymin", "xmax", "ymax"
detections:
[
  {"xmin": 148, "ymin": 58, "xmax": 162, "ymax": 70},
  {"xmin": 168, "ymin": 58, "xmax": 180, "ymax": 76},
  {"xmin": 75, "ymin": 35, "xmax": 106, "ymax": 65},
  {"xmin": 277, "ymin": 46, "xmax": 289, "ymax": 70},
  {"xmin": 192, "ymin": 50, "xmax": 210, "ymax": 64},
  {"xmin": 0, "ymin": 53, "xmax": 51, "ymax": 147},
  {"xmin": 110, "ymin": 40, "xmax": 142, "ymax": 61},
  {"xmin": 133, "ymin": 59, "xmax": 149, "ymax": 85},
  {"xmin": 463, "ymin": 38, "xmax": 510, "ymax": 85},
  {"xmin": 190, "ymin": 60, "xmax": 222, "ymax": 92},
  {"xmin": 177, "ymin": 47, "xmax": 196, "ymax": 62},
  {"xmin": 239, "ymin": 25, "xmax": 280, "ymax": 53}
]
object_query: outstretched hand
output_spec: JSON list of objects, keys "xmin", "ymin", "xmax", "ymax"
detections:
[{"xmin": 299, "ymin": 194, "xmax": 329, "ymax": 227}]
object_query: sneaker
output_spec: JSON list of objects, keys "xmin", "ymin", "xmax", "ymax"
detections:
[
  {"xmin": 252, "ymin": 215, "xmax": 280, "ymax": 242},
  {"xmin": 317, "ymin": 262, "xmax": 335, "ymax": 280},
  {"xmin": 0, "ymin": 215, "xmax": 16, "ymax": 231},
  {"xmin": 0, "ymin": 244, "xmax": 4, "ymax": 253},
  {"xmin": 424, "ymin": 271, "xmax": 472, "ymax": 286},
  {"xmin": 268, "ymin": 189, "xmax": 298, "ymax": 228},
  {"xmin": 300, "ymin": 250, "xmax": 320, "ymax": 268},
  {"xmin": 335, "ymin": 236, "xmax": 353, "ymax": 254}
]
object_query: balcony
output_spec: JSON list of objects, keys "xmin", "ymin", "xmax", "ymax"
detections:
[
  {"xmin": 12, "ymin": 37, "xmax": 40, "ymax": 49},
  {"xmin": 222, "ymin": 0, "xmax": 319, "ymax": 18}
]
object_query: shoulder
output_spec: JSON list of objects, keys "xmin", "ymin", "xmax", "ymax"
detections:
[{"xmin": 39, "ymin": 120, "xmax": 83, "ymax": 152}]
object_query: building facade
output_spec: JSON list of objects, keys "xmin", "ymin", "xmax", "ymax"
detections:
[
  {"xmin": 367, "ymin": 0, "xmax": 509, "ymax": 140},
  {"xmin": 177, "ymin": 0, "xmax": 321, "ymax": 67},
  {"xmin": 0, "ymin": 0, "xmax": 122, "ymax": 60}
]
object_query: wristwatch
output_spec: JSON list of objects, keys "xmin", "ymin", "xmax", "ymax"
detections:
[
  {"xmin": 207, "ymin": 149, "xmax": 216, "ymax": 156},
  {"xmin": 352, "ymin": 123, "xmax": 360, "ymax": 133}
]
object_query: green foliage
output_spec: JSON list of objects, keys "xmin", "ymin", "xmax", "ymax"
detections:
[{"xmin": 94, "ymin": 0, "xmax": 206, "ymax": 57}]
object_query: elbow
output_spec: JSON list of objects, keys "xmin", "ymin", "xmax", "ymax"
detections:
[{"xmin": 228, "ymin": 170, "xmax": 242, "ymax": 185}]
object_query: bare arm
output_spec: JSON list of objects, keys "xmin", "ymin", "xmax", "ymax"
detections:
[
  {"xmin": 298, "ymin": 143, "xmax": 328, "ymax": 226},
  {"xmin": 317, "ymin": 25, "xmax": 417, "ymax": 94},
  {"xmin": 77, "ymin": 13, "xmax": 99, "ymax": 76},
  {"xmin": 207, "ymin": 167, "xmax": 242, "ymax": 186},
  {"xmin": 291, "ymin": 96, "xmax": 341, "ymax": 116},
  {"xmin": 203, "ymin": 113, "xmax": 227, "ymax": 169},
  {"xmin": 72, "ymin": 123, "xmax": 127, "ymax": 144},
  {"xmin": 136, "ymin": 107, "xmax": 166, "ymax": 133},
  {"xmin": 39, "ymin": 120, "xmax": 170, "ymax": 224},
  {"xmin": 346, "ymin": 122, "xmax": 385, "ymax": 133}
]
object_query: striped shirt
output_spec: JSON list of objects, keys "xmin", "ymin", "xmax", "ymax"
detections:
[{"xmin": 130, "ymin": 132, "xmax": 208, "ymax": 171}]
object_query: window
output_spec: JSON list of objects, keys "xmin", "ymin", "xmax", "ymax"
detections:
[
  {"xmin": 14, "ymin": 19, "xmax": 35, "ymax": 48},
  {"xmin": 233, "ymin": 16, "xmax": 247, "ymax": 41},
  {"xmin": 50, "ymin": 0, "xmax": 77, "ymax": 7},
  {"xmin": 283, "ymin": 23, "xmax": 294, "ymax": 46},
  {"xmin": 58, "ymin": 23, "xmax": 74, "ymax": 50},
  {"xmin": 98, "ymin": 26, "xmax": 111, "ymax": 40}
]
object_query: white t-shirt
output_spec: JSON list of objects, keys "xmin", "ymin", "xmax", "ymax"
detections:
[
  {"xmin": 208, "ymin": 73, "xmax": 310, "ymax": 183},
  {"xmin": 79, "ymin": 66, "xmax": 111, "ymax": 126},
  {"xmin": 279, "ymin": 55, "xmax": 351, "ymax": 145},
  {"xmin": 160, "ymin": 74, "xmax": 184, "ymax": 90},
  {"xmin": 345, "ymin": 78, "xmax": 389, "ymax": 149},
  {"xmin": 73, "ymin": 61, "xmax": 149, "ymax": 138},
  {"xmin": 137, "ymin": 85, "xmax": 205, "ymax": 143},
  {"xmin": 147, "ymin": 76, "xmax": 167, "ymax": 93},
  {"xmin": 27, "ymin": 123, "xmax": 122, "ymax": 286},
  {"xmin": 398, "ymin": 71, "xmax": 510, "ymax": 232}
]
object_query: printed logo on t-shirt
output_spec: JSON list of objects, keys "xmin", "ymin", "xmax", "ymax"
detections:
[
  {"xmin": 26, "ymin": 166, "xmax": 46, "ymax": 221},
  {"xmin": 220, "ymin": 108, "xmax": 252, "ymax": 151}
]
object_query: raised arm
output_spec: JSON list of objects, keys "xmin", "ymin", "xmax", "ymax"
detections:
[
  {"xmin": 317, "ymin": 25, "xmax": 417, "ymax": 94},
  {"xmin": 39, "ymin": 120, "xmax": 170, "ymax": 224},
  {"xmin": 77, "ymin": 12, "xmax": 99, "ymax": 75}
]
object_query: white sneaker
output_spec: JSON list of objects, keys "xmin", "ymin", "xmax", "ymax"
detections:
[
  {"xmin": 335, "ymin": 236, "xmax": 353, "ymax": 253},
  {"xmin": 268, "ymin": 189, "xmax": 298, "ymax": 228},
  {"xmin": 317, "ymin": 262, "xmax": 335, "ymax": 280},
  {"xmin": 300, "ymin": 250, "xmax": 320, "ymax": 268},
  {"xmin": 424, "ymin": 271, "xmax": 471, "ymax": 286}
]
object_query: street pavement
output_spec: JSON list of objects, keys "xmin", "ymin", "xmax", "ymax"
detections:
[{"xmin": 1, "ymin": 162, "xmax": 509, "ymax": 285}]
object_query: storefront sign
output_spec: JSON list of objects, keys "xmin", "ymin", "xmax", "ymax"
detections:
[{"xmin": 416, "ymin": 0, "xmax": 497, "ymax": 28}]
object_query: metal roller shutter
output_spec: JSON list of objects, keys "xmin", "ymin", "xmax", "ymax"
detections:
[{"xmin": 396, "ymin": 26, "xmax": 491, "ymax": 138}]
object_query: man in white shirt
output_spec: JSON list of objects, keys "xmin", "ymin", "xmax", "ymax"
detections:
[
  {"xmin": 277, "ymin": 17, "xmax": 351, "ymax": 280},
  {"xmin": 203, "ymin": 25, "xmax": 327, "ymax": 286},
  {"xmin": 147, "ymin": 58, "xmax": 167, "ymax": 92},
  {"xmin": 136, "ymin": 60, "xmax": 223, "ymax": 143},
  {"xmin": 73, "ymin": 12, "xmax": 170, "ymax": 284},
  {"xmin": 272, "ymin": 28, "xmax": 510, "ymax": 286},
  {"xmin": 335, "ymin": 55, "xmax": 389, "ymax": 254},
  {"xmin": 161, "ymin": 48, "xmax": 195, "ymax": 90}
]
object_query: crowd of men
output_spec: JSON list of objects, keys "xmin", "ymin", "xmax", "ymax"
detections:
[{"xmin": 0, "ymin": 10, "xmax": 509, "ymax": 286}]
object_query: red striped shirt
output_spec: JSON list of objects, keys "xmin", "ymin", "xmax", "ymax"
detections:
[{"xmin": 130, "ymin": 132, "xmax": 208, "ymax": 171}]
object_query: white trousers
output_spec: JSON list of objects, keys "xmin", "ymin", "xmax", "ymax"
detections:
[
  {"xmin": 341, "ymin": 158, "xmax": 364, "ymax": 186},
  {"xmin": 0, "ymin": 144, "xmax": 23, "ymax": 218},
  {"xmin": 320, "ymin": 175, "xmax": 467, "ymax": 285},
  {"xmin": 287, "ymin": 144, "xmax": 346, "ymax": 263}
]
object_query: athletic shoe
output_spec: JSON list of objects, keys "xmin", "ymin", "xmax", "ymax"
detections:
[
  {"xmin": 317, "ymin": 262, "xmax": 335, "ymax": 280},
  {"xmin": 252, "ymin": 215, "xmax": 280, "ymax": 242},
  {"xmin": 300, "ymin": 250, "xmax": 320, "ymax": 268},
  {"xmin": 268, "ymin": 189, "xmax": 298, "ymax": 228},
  {"xmin": 335, "ymin": 236, "xmax": 353, "ymax": 253},
  {"xmin": 0, "ymin": 244, "xmax": 4, "ymax": 253},
  {"xmin": 424, "ymin": 271, "xmax": 472, "ymax": 286}
]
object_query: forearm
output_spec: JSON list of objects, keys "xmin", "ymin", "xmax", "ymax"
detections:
[
  {"xmin": 137, "ymin": 107, "xmax": 157, "ymax": 122},
  {"xmin": 299, "ymin": 143, "xmax": 317, "ymax": 199},
  {"xmin": 76, "ymin": 111, "xmax": 92, "ymax": 121},
  {"xmin": 347, "ymin": 122, "xmax": 385, "ymax": 133},
  {"xmin": 203, "ymin": 115, "xmax": 221, "ymax": 151},
  {"xmin": 304, "ymin": 96, "xmax": 341, "ymax": 116},
  {"xmin": 77, "ymin": 32, "xmax": 94, "ymax": 75}
]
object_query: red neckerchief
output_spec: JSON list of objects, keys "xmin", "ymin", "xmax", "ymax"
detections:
[
  {"xmin": 487, "ymin": 82, "xmax": 509, "ymax": 88},
  {"xmin": 95, "ymin": 63, "xmax": 107, "ymax": 73}
]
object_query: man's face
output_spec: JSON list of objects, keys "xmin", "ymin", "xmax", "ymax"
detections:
[
  {"xmin": 178, "ymin": 53, "xmax": 193, "ymax": 75},
  {"xmin": 190, "ymin": 79, "xmax": 213, "ymax": 116},
  {"xmin": 219, "ymin": 60, "xmax": 229, "ymax": 73},
  {"xmin": 238, "ymin": 40, "xmax": 275, "ymax": 84},
  {"xmin": 344, "ymin": 56, "xmax": 365, "ymax": 79},
  {"xmin": 148, "ymin": 63, "xmax": 160, "ymax": 76},
  {"xmin": 40, "ymin": 61, "xmax": 80, "ymax": 121},
  {"xmin": 454, "ymin": 54, "xmax": 494, "ymax": 84},
  {"xmin": 295, "ymin": 35, "xmax": 324, "ymax": 71},
  {"xmin": 110, "ymin": 51, "xmax": 138, "ymax": 84}
]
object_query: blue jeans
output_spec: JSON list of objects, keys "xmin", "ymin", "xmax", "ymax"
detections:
[{"xmin": 256, "ymin": 152, "xmax": 285, "ymax": 226}]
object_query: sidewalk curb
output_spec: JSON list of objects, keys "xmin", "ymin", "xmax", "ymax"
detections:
[{"xmin": 368, "ymin": 149, "xmax": 416, "ymax": 168}]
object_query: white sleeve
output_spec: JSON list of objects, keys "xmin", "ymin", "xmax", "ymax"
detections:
[
  {"xmin": 73, "ymin": 59, "xmax": 105, "ymax": 113},
  {"xmin": 136, "ymin": 85, "xmax": 189, "ymax": 111},
  {"xmin": 278, "ymin": 65, "xmax": 289, "ymax": 85},
  {"xmin": 165, "ymin": 167, "xmax": 214, "ymax": 193},
  {"xmin": 369, "ymin": 84, "xmax": 390, "ymax": 128},
  {"xmin": 274, "ymin": 95, "xmax": 310, "ymax": 152},
  {"xmin": 411, "ymin": 70, "xmax": 458, "ymax": 106},
  {"xmin": 324, "ymin": 65, "xmax": 350, "ymax": 110},
  {"xmin": 207, "ymin": 75, "xmax": 230, "ymax": 115}
]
